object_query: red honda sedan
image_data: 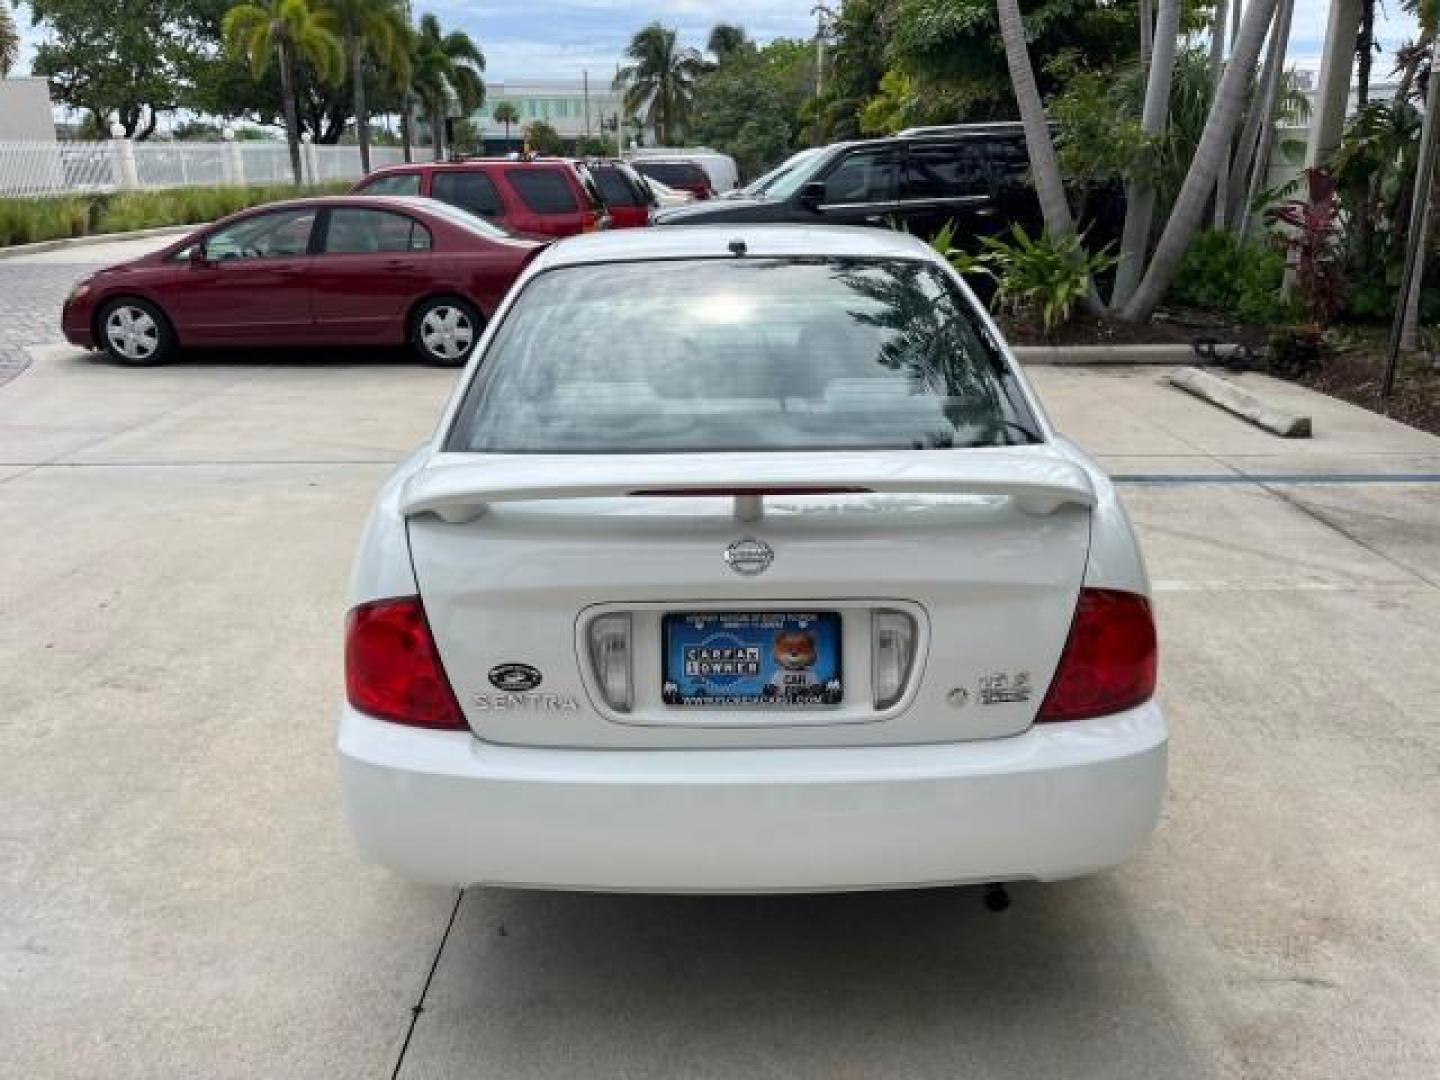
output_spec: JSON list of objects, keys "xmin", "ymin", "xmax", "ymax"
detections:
[{"xmin": 62, "ymin": 195, "xmax": 547, "ymax": 366}]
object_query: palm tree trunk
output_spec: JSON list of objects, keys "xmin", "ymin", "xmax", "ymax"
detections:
[
  {"xmin": 1121, "ymin": 0, "xmax": 1281, "ymax": 322},
  {"xmin": 278, "ymin": 39, "xmax": 304, "ymax": 186},
  {"xmin": 995, "ymin": 0, "xmax": 1103, "ymax": 315},
  {"xmin": 995, "ymin": 0, "xmax": 1075, "ymax": 239},
  {"xmin": 1231, "ymin": 0, "xmax": 1294, "ymax": 239},
  {"xmin": 1139, "ymin": 0, "xmax": 1153, "ymax": 73},
  {"xmin": 351, "ymin": 40, "xmax": 371, "ymax": 173},
  {"xmin": 1207, "ymin": 3, "xmax": 1228, "ymax": 229},
  {"xmin": 1396, "ymin": 56, "xmax": 1440, "ymax": 356},
  {"xmin": 1110, "ymin": 0, "xmax": 1181, "ymax": 309},
  {"xmin": 1355, "ymin": 0, "xmax": 1375, "ymax": 109}
]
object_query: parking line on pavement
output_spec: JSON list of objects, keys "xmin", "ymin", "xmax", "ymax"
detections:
[
  {"xmin": 1114, "ymin": 473, "xmax": 1440, "ymax": 485},
  {"xmin": 390, "ymin": 889, "xmax": 465, "ymax": 1080}
]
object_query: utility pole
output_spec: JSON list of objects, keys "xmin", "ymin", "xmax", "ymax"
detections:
[
  {"xmin": 811, "ymin": 3, "xmax": 836, "ymax": 144},
  {"xmin": 615, "ymin": 63, "xmax": 624, "ymax": 158},
  {"xmin": 1384, "ymin": 37, "xmax": 1440, "ymax": 405},
  {"xmin": 399, "ymin": 0, "xmax": 415, "ymax": 163},
  {"xmin": 583, "ymin": 70, "xmax": 591, "ymax": 140}
]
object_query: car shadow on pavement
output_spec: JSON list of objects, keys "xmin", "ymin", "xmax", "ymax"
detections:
[
  {"xmin": 403, "ymin": 877, "xmax": 1213, "ymax": 1078},
  {"xmin": 78, "ymin": 344, "xmax": 437, "ymax": 369}
]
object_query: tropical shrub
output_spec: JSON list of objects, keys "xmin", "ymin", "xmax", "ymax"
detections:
[
  {"xmin": 950, "ymin": 224, "xmax": 1118, "ymax": 335},
  {"xmin": 1265, "ymin": 168, "xmax": 1347, "ymax": 328},
  {"xmin": 1169, "ymin": 229, "xmax": 1299, "ymax": 324}
]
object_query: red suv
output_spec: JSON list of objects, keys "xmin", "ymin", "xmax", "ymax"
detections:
[{"xmin": 354, "ymin": 159, "xmax": 607, "ymax": 238}]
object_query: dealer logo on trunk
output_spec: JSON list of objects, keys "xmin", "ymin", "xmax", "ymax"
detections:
[
  {"xmin": 488, "ymin": 663, "xmax": 543, "ymax": 692},
  {"xmin": 723, "ymin": 538, "xmax": 773, "ymax": 576}
]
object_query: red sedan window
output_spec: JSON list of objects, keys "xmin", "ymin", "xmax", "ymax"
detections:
[
  {"xmin": 323, "ymin": 209, "xmax": 432, "ymax": 254},
  {"xmin": 202, "ymin": 209, "xmax": 317, "ymax": 260}
]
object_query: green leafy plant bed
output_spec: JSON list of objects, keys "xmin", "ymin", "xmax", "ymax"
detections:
[{"xmin": 0, "ymin": 182, "xmax": 351, "ymax": 248}]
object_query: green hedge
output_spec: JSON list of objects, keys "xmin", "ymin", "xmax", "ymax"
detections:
[
  {"xmin": 1168, "ymin": 229, "xmax": 1302, "ymax": 325},
  {"xmin": 0, "ymin": 182, "xmax": 352, "ymax": 248}
]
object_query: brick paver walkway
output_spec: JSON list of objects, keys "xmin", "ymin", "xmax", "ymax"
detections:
[{"xmin": 0, "ymin": 259, "xmax": 115, "ymax": 386}]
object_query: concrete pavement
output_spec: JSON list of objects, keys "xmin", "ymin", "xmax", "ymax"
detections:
[{"xmin": 2, "ymin": 284, "xmax": 1439, "ymax": 1077}]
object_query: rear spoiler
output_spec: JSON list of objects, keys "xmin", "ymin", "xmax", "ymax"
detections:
[{"xmin": 399, "ymin": 451, "xmax": 1095, "ymax": 524}]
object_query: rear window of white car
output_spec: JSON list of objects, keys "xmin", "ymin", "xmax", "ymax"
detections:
[{"xmin": 446, "ymin": 257, "xmax": 1039, "ymax": 453}]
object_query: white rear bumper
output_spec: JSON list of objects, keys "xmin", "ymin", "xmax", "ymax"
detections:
[{"xmin": 338, "ymin": 703, "xmax": 1167, "ymax": 892}]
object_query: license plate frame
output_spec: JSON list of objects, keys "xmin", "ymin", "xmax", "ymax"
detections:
[{"xmin": 661, "ymin": 611, "xmax": 843, "ymax": 708}]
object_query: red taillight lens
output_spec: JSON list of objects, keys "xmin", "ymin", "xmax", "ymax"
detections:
[
  {"xmin": 1037, "ymin": 588, "xmax": 1157, "ymax": 722},
  {"xmin": 345, "ymin": 597, "xmax": 465, "ymax": 729}
]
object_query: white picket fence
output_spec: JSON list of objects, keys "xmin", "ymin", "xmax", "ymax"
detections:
[{"xmin": 0, "ymin": 138, "xmax": 409, "ymax": 197}]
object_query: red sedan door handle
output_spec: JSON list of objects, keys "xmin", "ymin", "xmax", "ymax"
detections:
[{"xmin": 383, "ymin": 259, "xmax": 416, "ymax": 270}]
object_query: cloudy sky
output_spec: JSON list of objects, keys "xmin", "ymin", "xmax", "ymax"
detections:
[{"xmin": 6, "ymin": 0, "xmax": 1421, "ymax": 84}]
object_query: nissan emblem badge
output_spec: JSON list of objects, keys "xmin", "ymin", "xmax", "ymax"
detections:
[{"xmin": 723, "ymin": 538, "xmax": 774, "ymax": 576}]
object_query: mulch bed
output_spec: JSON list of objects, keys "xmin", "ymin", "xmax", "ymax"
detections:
[
  {"xmin": 997, "ymin": 307, "xmax": 1271, "ymax": 349},
  {"xmin": 998, "ymin": 309, "xmax": 1440, "ymax": 437},
  {"xmin": 1292, "ymin": 344, "xmax": 1440, "ymax": 438}
]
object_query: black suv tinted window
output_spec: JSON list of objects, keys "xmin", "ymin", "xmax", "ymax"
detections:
[
  {"xmin": 904, "ymin": 141, "xmax": 989, "ymax": 200},
  {"xmin": 821, "ymin": 148, "xmax": 899, "ymax": 204},
  {"xmin": 594, "ymin": 164, "xmax": 643, "ymax": 207},
  {"xmin": 505, "ymin": 168, "xmax": 578, "ymax": 214},
  {"xmin": 986, "ymin": 138, "xmax": 1031, "ymax": 187},
  {"xmin": 432, "ymin": 171, "xmax": 503, "ymax": 217}
]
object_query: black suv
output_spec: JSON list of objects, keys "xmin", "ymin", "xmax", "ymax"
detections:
[{"xmin": 652, "ymin": 125, "xmax": 1041, "ymax": 241}]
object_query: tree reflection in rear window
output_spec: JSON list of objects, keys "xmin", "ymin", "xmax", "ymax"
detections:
[{"xmin": 445, "ymin": 257, "xmax": 1040, "ymax": 454}]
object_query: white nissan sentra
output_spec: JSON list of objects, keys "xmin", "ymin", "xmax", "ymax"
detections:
[{"xmin": 339, "ymin": 225, "xmax": 1166, "ymax": 894}]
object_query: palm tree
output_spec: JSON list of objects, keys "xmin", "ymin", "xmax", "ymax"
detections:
[
  {"xmin": 994, "ymin": 0, "xmax": 1102, "ymax": 315},
  {"xmin": 492, "ymin": 101, "xmax": 519, "ymax": 149},
  {"xmin": 1229, "ymin": 0, "xmax": 1297, "ymax": 238},
  {"xmin": 410, "ymin": 13, "xmax": 484, "ymax": 161},
  {"xmin": 1110, "ymin": 0, "xmax": 1180, "ymax": 309},
  {"xmin": 1, "ymin": 2, "xmax": 20, "ymax": 78},
  {"xmin": 1205, "ymin": 0, "xmax": 1229, "ymax": 228},
  {"xmin": 321, "ymin": 0, "xmax": 409, "ymax": 172},
  {"xmin": 614, "ymin": 23, "xmax": 707, "ymax": 146},
  {"xmin": 1355, "ymin": 0, "xmax": 1376, "ymax": 110},
  {"xmin": 707, "ymin": 23, "xmax": 751, "ymax": 64},
  {"xmin": 224, "ymin": 0, "xmax": 345, "ymax": 185},
  {"xmin": 1120, "ymin": 0, "xmax": 1281, "ymax": 321}
]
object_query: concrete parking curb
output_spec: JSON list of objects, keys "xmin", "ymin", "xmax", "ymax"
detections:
[
  {"xmin": 0, "ymin": 224, "xmax": 197, "ymax": 261},
  {"xmin": 1166, "ymin": 366, "xmax": 1313, "ymax": 437},
  {"xmin": 1014, "ymin": 343, "xmax": 1204, "ymax": 365}
]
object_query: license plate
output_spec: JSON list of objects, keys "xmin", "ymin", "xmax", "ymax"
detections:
[{"xmin": 662, "ymin": 612, "xmax": 842, "ymax": 708}]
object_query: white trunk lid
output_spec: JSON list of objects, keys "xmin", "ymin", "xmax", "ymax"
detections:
[{"xmin": 404, "ymin": 447, "xmax": 1093, "ymax": 749}]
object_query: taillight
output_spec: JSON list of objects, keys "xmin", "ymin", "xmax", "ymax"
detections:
[
  {"xmin": 1037, "ymin": 588, "xmax": 1157, "ymax": 722},
  {"xmin": 345, "ymin": 597, "xmax": 465, "ymax": 729}
]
